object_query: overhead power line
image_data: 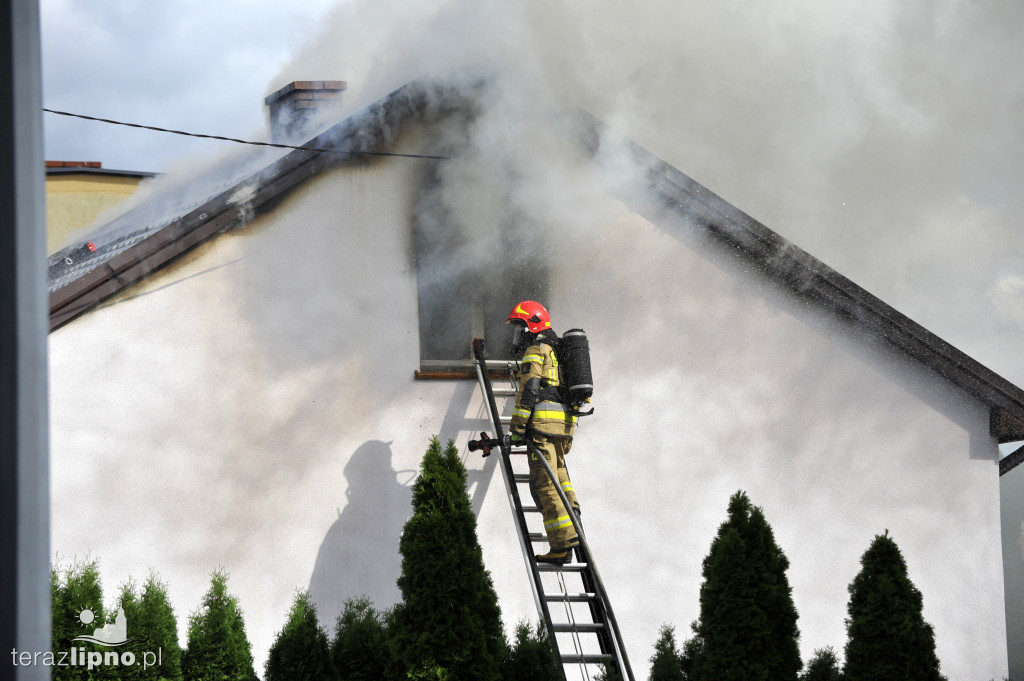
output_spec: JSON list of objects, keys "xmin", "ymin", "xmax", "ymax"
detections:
[{"xmin": 42, "ymin": 108, "xmax": 447, "ymax": 160}]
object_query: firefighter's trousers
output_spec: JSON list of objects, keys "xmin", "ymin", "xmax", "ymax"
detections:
[{"xmin": 528, "ymin": 434, "xmax": 579, "ymax": 550}]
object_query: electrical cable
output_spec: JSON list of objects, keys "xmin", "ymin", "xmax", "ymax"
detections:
[{"xmin": 42, "ymin": 108, "xmax": 448, "ymax": 160}]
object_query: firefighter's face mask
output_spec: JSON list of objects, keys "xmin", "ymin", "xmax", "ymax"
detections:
[{"xmin": 508, "ymin": 321, "xmax": 530, "ymax": 358}]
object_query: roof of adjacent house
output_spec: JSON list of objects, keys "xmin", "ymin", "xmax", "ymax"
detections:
[
  {"xmin": 44, "ymin": 80, "xmax": 1024, "ymax": 453},
  {"xmin": 46, "ymin": 161, "xmax": 157, "ymax": 179}
]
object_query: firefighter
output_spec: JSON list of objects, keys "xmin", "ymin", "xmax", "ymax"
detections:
[{"xmin": 506, "ymin": 300, "xmax": 581, "ymax": 565}]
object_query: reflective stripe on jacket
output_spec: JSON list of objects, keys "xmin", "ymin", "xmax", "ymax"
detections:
[{"xmin": 510, "ymin": 339, "xmax": 576, "ymax": 438}]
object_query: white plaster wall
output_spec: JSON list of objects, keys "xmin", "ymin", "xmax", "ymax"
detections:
[
  {"xmin": 550, "ymin": 206, "xmax": 1004, "ymax": 679},
  {"xmin": 49, "ymin": 155, "xmax": 448, "ymax": 669},
  {"xmin": 50, "ymin": 155, "xmax": 1005, "ymax": 679}
]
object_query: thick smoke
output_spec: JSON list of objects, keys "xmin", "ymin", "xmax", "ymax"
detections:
[
  {"xmin": 47, "ymin": 2, "xmax": 1020, "ymax": 679},
  {"xmin": 272, "ymin": 0, "xmax": 1024, "ymax": 386},
  {"xmin": 265, "ymin": 0, "xmax": 1018, "ymax": 675}
]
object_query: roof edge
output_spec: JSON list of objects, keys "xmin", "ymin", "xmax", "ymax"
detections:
[
  {"xmin": 574, "ymin": 110, "xmax": 1024, "ymax": 435},
  {"xmin": 48, "ymin": 79, "xmax": 476, "ymax": 331},
  {"xmin": 1000, "ymin": 444, "xmax": 1024, "ymax": 476},
  {"xmin": 46, "ymin": 167, "xmax": 158, "ymax": 178}
]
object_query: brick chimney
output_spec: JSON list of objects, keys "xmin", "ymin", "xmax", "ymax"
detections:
[{"xmin": 264, "ymin": 80, "xmax": 347, "ymax": 142}]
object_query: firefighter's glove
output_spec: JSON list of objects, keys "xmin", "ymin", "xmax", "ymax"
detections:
[{"xmin": 508, "ymin": 432, "xmax": 525, "ymax": 445}]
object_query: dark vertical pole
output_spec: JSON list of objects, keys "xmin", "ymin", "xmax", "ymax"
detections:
[{"xmin": 0, "ymin": 0, "xmax": 50, "ymax": 680}]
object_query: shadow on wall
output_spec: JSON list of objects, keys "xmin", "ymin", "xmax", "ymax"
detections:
[
  {"xmin": 308, "ymin": 440, "xmax": 414, "ymax": 624},
  {"xmin": 436, "ymin": 380, "xmax": 501, "ymax": 517}
]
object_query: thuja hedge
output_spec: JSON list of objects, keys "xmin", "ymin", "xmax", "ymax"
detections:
[
  {"xmin": 51, "ymin": 436, "xmax": 561, "ymax": 681},
  {"xmin": 648, "ymin": 492, "xmax": 951, "ymax": 681}
]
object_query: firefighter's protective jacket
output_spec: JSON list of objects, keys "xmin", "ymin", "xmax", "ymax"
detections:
[{"xmin": 510, "ymin": 337, "xmax": 577, "ymax": 438}]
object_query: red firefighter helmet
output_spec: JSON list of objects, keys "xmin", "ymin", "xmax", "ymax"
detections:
[{"xmin": 507, "ymin": 300, "xmax": 551, "ymax": 333}]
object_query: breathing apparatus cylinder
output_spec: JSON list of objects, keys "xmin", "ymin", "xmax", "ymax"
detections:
[{"xmin": 559, "ymin": 328, "xmax": 593, "ymax": 409}]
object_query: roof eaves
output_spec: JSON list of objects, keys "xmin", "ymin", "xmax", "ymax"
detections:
[
  {"xmin": 1001, "ymin": 444, "xmax": 1024, "ymax": 475},
  {"xmin": 46, "ymin": 167, "xmax": 158, "ymax": 179},
  {"xmin": 578, "ymin": 117, "xmax": 1024, "ymax": 440}
]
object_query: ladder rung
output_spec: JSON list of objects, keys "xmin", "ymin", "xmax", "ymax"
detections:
[
  {"xmin": 537, "ymin": 562, "xmax": 588, "ymax": 572},
  {"xmin": 544, "ymin": 592, "xmax": 596, "ymax": 602},
  {"xmin": 482, "ymin": 359, "xmax": 518, "ymax": 367},
  {"xmin": 560, "ymin": 654, "xmax": 613, "ymax": 665},
  {"xmin": 476, "ymin": 352, "xmax": 627, "ymax": 681},
  {"xmin": 552, "ymin": 622, "xmax": 605, "ymax": 633}
]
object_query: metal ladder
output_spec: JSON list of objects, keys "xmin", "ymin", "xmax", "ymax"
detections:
[{"xmin": 471, "ymin": 338, "xmax": 635, "ymax": 681}]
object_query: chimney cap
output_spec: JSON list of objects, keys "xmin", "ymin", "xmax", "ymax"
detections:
[{"xmin": 265, "ymin": 80, "xmax": 348, "ymax": 106}]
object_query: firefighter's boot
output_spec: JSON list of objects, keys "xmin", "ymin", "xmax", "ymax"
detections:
[
  {"xmin": 536, "ymin": 548, "xmax": 572, "ymax": 565},
  {"xmin": 536, "ymin": 536, "xmax": 579, "ymax": 565}
]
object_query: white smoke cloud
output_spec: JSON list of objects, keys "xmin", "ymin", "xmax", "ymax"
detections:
[
  {"xmin": 989, "ymin": 273, "xmax": 1024, "ymax": 332},
  {"xmin": 268, "ymin": 0, "xmax": 1024, "ymax": 391},
  {"xmin": 45, "ymin": 1, "xmax": 1024, "ymax": 678}
]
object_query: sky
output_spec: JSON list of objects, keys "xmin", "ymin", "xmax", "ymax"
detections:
[{"xmin": 40, "ymin": 0, "xmax": 338, "ymax": 172}]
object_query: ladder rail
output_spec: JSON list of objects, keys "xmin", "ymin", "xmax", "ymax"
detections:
[
  {"xmin": 472, "ymin": 339, "xmax": 566, "ymax": 681},
  {"xmin": 472, "ymin": 337, "xmax": 635, "ymax": 681},
  {"xmin": 525, "ymin": 439, "xmax": 636, "ymax": 681}
]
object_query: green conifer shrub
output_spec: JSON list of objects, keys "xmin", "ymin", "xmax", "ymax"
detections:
[
  {"xmin": 265, "ymin": 590, "xmax": 336, "ymax": 681},
  {"xmin": 52, "ymin": 556, "xmax": 108, "ymax": 681},
  {"xmin": 387, "ymin": 437, "xmax": 505, "ymax": 681},
  {"xmin": 594, "ymin": 661, "xmax": 624, "ymax": 681},
  {"xmin": 843, "ymin": 531, "xmax": 946, "ymax": 681},
  {"xmin": 648, "ymin": 625, "xmax": 685, "ymax": 681},
  {"xmin": 140, "ymin": 573, "xmax": 184, "ymax": 680},
  {"xmin": 682, "ymin": 490, "xmax": 801, "ymax": 681},
  {"xmin": 331, "ymin": 597, "xmax": 389, "ymax": 681},
  {"xmin": 502, "ymin": 621, "xmax": 561, "ymax": 681},
  {"xmin": 181, "ymin": 569, "xmax": 258, "ymax": 681},
  {"xmin": 113, "ymin": 573, "xmax": 183, "ymax": 681},
  {"xmin": 51, "ymin": 563, "xmax": 68, "ymax": 673},
  {"xmin": 800, "ymin": 647, "xmax": 844, "ymax": 681}
]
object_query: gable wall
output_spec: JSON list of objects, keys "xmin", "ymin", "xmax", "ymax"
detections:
[
  {"xmin": 49, "ymin": 150, "xmax": 1006, "ymax": 679},
  {"xmin": 549, "ymin": 206, "xmax": 1003, "ymax": 677},
  {"xmin": 46, "ymin": 173, "xmax": 146, "ymax": 254}
]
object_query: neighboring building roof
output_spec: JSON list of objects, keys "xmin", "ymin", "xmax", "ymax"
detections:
[
  {"xmin": 45, "ymin": 161, "xmax": 159, "ymax": 254},
  {"xmin": 45, "ymin": 80, "xmax": 1024, "ymax": 446},
  {"xmin": 46, "ymin": 161, "xmax": 157, "ymax": 179}
]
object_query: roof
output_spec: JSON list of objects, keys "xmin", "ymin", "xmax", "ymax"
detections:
[
  {"xmin": 44, "ymin": 80, "xmax": 1024, "ymax": 450},
  {"xmin": 46, "ymin": 161, "xmax": 157, "ymax": 179},
  {"xmin": 45, "ymin": 81, "xmax": 469, "ymax": 301},
  {"xmin": 582, "ymin": 119, "xmax": 1024, "ymax": 446}
]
